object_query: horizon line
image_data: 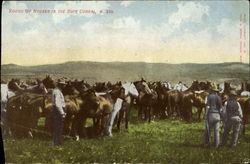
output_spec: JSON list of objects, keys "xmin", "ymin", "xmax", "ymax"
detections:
[{"xmin": 1, "ymin": 60, "xmax": 249, "ymax": 67}]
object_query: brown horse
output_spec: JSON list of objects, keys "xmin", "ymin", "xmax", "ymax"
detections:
[
  {"xmin": 44, "ymin": 95, "xmax": 83, "ymax": 137},
  {"xmin": 151, "ymin": 81, "xmax": 168, "ymax": 119},
  {"xmin": 72, "ymin": 89, "xmax": 114, "ymax": 138},
  {"xmin": 179, "ymin": 89, "xmax": 195, "ymax": 121},
  {"xmin": 193, "ymin": 91, "xmax": 209, "ymax": 121},
  {"xmin": 6, "ymin": 93, "xmax": 47, "ymax": 137},
  {"xmin": 237, "ymin": 96, "xmax": 250, "ymax": 135},
  {"xmin": 134, "ymin": 80, "xmax": 155, "ymax": 122},
  {"xmin": 167, "ymin": 90, "xmax": 182, "ymax": 117},
  {"xmin": 167, "ymin": 80, "xmax": 200, "ymax": 118}
]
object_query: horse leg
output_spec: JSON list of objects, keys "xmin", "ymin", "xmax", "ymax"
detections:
[
  {"xmin": 96, "ymin": 118, "xmax": 101, "ymax": 136},
  {"xmin": 161, "ymin": 102, "xmax": 167, "ymax": 119},
  {"xmin": 117, "ymin": 111, "xmax": 123, "ymax": 131},
  {"xmin": 242, "ymin": 106, "xmax": 247, "ymax": 135},
  {"xmin": 188, "ymin": 105, "xmax": 192, "ymax": 122},
  {"xmin": 45, "ymin": 112, "xmax": 52, "ymax": 135},
  {"xmin": 125, "ymin": 106, "xmax": 131, "ymax": 131},
  {"xmin": 167, "ymin": 97, "xmax": 172, "ymax": 116},
  {"xmin": 79, "ymin": 117, "xmax": 87, "ymax": 138},
  {"xmin": 198, "ymin": 107, "xmax": 203, "ymax": 121},
  {"xmin": 242, "ymin": 102, "xmax": 249, "ymax": 135},
  {"xmin": 28, "ymin": 130, "xmax": 33, "ymax": 138},
  {"xmin": 71, "ymin": 116, "xmax": 77, "ymax": 138},
  {"xmin": 148, "ymin": 106, "xmax": 152, "ymax": 123},
  {"xmin": 93, "ymin": 118, "xmax": 96, "ymax": 127},
  {"xmin": 63, "ymin": 114, "xmax": 71, "ymax": 135},
  {"xmin": 137, "ymin": 105, "xmax": 142, "ymax": 120},
  {"xmin": 176, "ymin": 104, "xmax": 181, "ymax": 118},
  {"xmin": 143, "ymin": 106, "xmax": 148, "ymax": 121},
  {"xmin": 93, "ymin": 118, "xmax": 100, "ymax": 133},
  {"xmin": 71, "ymin": 114, "xmax": 82, "ymax": 140},
  {"xmin": 166, "ymin": 103, "xmax": 171, "ymax": 117}
]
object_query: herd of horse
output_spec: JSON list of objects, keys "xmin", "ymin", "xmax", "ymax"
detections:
[{"xmin": 3, "ymin": 76, "xmax": 250, "ymax": 139}]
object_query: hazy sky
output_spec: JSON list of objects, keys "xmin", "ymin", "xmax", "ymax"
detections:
[{"xmin": 2, "ymin": 1, "xmax": 249, "ymax": 65}]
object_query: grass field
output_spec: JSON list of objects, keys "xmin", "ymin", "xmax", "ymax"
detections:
[{"xmin": 2, "ymin": 108, "xmax": 250, "ymax": 164}]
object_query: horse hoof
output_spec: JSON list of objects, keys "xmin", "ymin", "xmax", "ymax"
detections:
[
  {"xmin": 28, "ymin": 131, "xmax": 33, "ymax": 138},
  {"xmin": 75, "ymin": 135, "xmax": 80, "ymax": 141}
]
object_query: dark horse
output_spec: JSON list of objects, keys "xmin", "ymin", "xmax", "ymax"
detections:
[
  {"xmin": 6, "ymin": 93, "xmax": 48, "ymax": 137},
  {"xmin": 237, "ymin": 96, "xmax": 250, "ymax": 135},
  {"xmin": 42, "ymin": 75, "xmax": 55, "ymax": 90},
  {"xmin": 134, "ymin": 80, "xmax": 155, "ymax": 122},
  {"xmin": 167, "ymin": 80, "xmax": 199, "ymax": 119}
]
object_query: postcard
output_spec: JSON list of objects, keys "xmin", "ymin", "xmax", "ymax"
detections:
[{"xmin": 1, "ymin": 1, "xmax": 249, "ymax": 163}]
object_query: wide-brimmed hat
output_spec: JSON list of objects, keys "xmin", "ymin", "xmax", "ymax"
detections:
[
  {"xmin": 57, "ymin": 79, "xmax": 67, "ymax": 85},
  {"xmin": 1, "ymin": 79, "xmax": 7, "ymax": 84},
  {"xmin": 211, "ymin": 84, "xmax": 219, "ymax": 92},
  {"xmin": 229, "ymin": 90, "xmax": 237, "ymax": 96}
]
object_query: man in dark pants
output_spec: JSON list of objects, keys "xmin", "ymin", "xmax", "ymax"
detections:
[
  {"xmin": 221, "ymin": 90, "xmax": 243, "ymax": 148},
  {"xmin": 51, "ymin": 80, "xmax": 66, "ymax": 145},
  {"xmin": 203, "ymin": 85, "xmax": 222, "ymax": 148}
]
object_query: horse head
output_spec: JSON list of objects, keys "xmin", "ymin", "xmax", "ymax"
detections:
[
  {"xmin": 62, "ymin": 82, "xmax": 79, "ymax": 95},
  {"xmin": 189, "ymin": 80, "xmax": 200, "ymax": 91},
  {"xmin": 42, "ymin": 75, "xmax": 55, "ymax": 89},
  {"xmin": 224, "ymin": 82, "xmax": 231, "ymax": 94},
  {"xmin": 122, "ymin": 82, "xmax": 139, "ymax": 97},
  {"xmin": 134, "ymin": 81, "xmax": 152, "ymax": 95},
  {"xmin": 80, "ymin": 89, "xmax": 99, "ymax": 116}
]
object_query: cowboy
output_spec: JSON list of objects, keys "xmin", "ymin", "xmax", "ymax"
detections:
[
  {"xmin": 1, "ymin": 80, "xmax": 9, "ymax": 136},
  {"xmin": 221, "ymin": 90, "xmax": 243, "ymax": 147},
  {"xmin": 174, "ymin": 81, "xmax": 184, "ymax": 91},
  {"xmin": 203, "ymin": 85, "xmax": 222, "ymax": 147},
  {"xmin": 51, "ymin": 80, "xmax": 66, "ymax": 145}
]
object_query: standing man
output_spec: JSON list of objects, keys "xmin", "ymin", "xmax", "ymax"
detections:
[
  {"xmin": 51, "ymin": 80, "xmax": 66, "ymax": 145},
  {"xmin": 174, "ymin": 81, "xmax": 183, "ymax": 91},
  {"xmin": 221, "ymin": 90, "xmax": 243, "ymax": 148},
  {"xmin": 1, "ymin": 80, "xmax": 9, "ymax": 136},
  {"xmin": 204, "ymin": 85, "xmax": 222, "ymax": 148}
]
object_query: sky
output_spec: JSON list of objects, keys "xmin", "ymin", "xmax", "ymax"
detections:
[{"xmin": 2, "ymin": 1, "xmax": 249, "ymax": 65}]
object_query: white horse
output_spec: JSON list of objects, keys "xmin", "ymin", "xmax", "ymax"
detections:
[
  {"xmin": 162, "ymin": 82, "xmax": 172, "ymax": 90},
  {"xmin": 241, "ymin": 91, "xmax": 250, "ymax": 97},
  {"xmin": 174, "ymin": 83, "xmax": 188, "ymax": 91},
  {"xmin": 107, "ymin": 82, "xmax": 139, "ymax": 136},
  {"xmin": 218, "ymin": 83, "xmax": 225, "ymax": 93},
  {"xmin": 122, "ymin": 82, "xmax": 139, "ymax": 97}
]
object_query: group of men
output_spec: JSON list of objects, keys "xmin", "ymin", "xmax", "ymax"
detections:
[
  {"xmin": 1, "ymin": 80, "xmax": 244, "ymax": 148},
  {"xmin": 204, "ymin": 86, "xmax": 243, "ymax": 148}
]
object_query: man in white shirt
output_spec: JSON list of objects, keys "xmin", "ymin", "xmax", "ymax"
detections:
[
  {"xmin": 174, "ymin": 81, "xmax": 184, "ymax": 91},
  {"xmin": 1, "ymin": 81, "xmax": 9, "ymax": 135},
  {"xmin": 51, "ymin": 80, "xmax": 66, "ymax": 145}
]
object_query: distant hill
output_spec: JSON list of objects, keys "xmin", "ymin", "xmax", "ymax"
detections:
[{"xmin": 1, "ymin": 61, "xmax": 249, "ymax": 84}]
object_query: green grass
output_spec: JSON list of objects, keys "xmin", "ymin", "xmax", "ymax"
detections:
[{"xmin": 3, "ymin": 109, "xmax": 250, "ymax": 164}]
